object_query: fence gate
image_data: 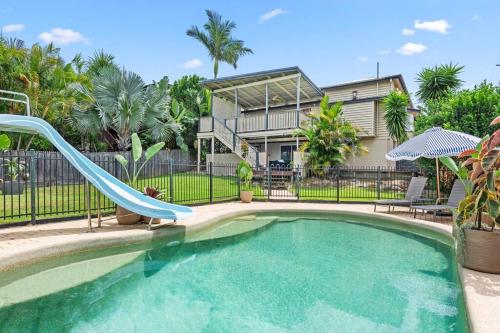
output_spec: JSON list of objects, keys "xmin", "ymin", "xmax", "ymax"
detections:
[{"xmin": 263, "ymin": 163, "xmax": 299, "ymax": 201}]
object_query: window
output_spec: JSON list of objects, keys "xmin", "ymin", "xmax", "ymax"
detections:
[{"xmin": 280, "ymin": 145, "xmax": 297, "ymax": 162}]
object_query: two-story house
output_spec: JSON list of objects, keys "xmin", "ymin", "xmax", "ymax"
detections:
[{"xmin": 196, "ymin": 67, "xmax": 416, "ymax": 169}]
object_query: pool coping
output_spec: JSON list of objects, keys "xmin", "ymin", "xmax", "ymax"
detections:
[{"xmin": 0, "ymin": 202, "xmax": 498, "ymax": 333}]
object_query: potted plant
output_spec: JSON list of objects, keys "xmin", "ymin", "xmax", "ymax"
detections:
[
  {"xmin": 142, "ymin": 186, "xmax": 164, "ymax": 224},
  {"xmin": 2, "ymin": 157, "xmax": 27, "ymax": 195},
  {"xmin": 441, "ymin": 116, "xmax": 500, "ymax": 274},
  {"xmin": 237, "ymin": 160, "xmax": 253, "ymax": 203},
  {"xmin": 115, "ymin": 133, "xmax": 165, "ymax": 225}
]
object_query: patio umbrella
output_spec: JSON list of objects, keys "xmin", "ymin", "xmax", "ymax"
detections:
[{"xmin": 385, "ymin": 127, "xmax": 481, "ymax": 197}]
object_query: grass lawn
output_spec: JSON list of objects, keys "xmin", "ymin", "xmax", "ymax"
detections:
[{"xmin": 1, "ymin": 173, "xmax": 264, "ymax": 224}]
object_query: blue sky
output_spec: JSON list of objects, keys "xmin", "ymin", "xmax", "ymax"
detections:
[{"xmin": 1, "ymin": 0, "xmax": 499, "ymax": 98}]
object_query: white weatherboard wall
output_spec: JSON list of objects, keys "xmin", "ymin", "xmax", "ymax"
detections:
[
  {"xmin": 213, "ymin": 96, "xmax": 236, "ymax": 120},
  {"xmin": 342, "ymin": 102, "xmax": 375, "ymax": 137},
  {"xmin": 324, "ymin": 81, "xmax": 392, "ymax": 102}
]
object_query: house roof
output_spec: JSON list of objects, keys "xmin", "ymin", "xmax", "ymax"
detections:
[
  {"xmin": 201, "ymin": 67, "xmax": 323, "ymax": 110},
  {"xmin": 321, "ymin": 74, "xmax": 409, "ymax": 93}
]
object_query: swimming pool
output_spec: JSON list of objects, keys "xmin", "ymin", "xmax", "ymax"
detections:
[{"xmin": 0, "ymin": 212, "xmax": 468, "ymax": 332}]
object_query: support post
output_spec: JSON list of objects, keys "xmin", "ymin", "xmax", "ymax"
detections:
[
  {"xmin": 265, "ymin": 82, "xmax": 269, "ymax": 130},
  {"xmin": 29, "ymin": 150, "xmax": 37, "ymax": 225},
  {"xmin": 211, "ymin": 136, "xmax": 215, "ymax": 163},
  {"xmin": 296, "ymin": 75, "xmax": 301, "ymax": 127},
  {"xmin": 97, "ymin": 190, "xmax": 102, "ymax": 227},
  {"xmin": 264, "ymin": 136, "xmax": 268, "ymax": 166},
  {"xmin": 435, "ymin": 158, "xmax": 441, "ymax": 199},
  {"xmin": 84, "ymin": 179, "xmax": 93, "ymax": 232},
  {"xmin": 234, "ymin": 88, "xmax": 238, "ymax": 118},
  {"xmin": 209, "ymin": 162, "xmax": 213, "ymax": 204}
]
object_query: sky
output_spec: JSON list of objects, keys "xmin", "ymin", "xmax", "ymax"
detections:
[{"xmin": 1, "ymin": 0, "xmax": 499, "ymax": 99}]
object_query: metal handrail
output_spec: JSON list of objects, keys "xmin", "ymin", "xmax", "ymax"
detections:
[{"xmin": 0, "ymin": 89, "xmax": 31, "ymax": 116}]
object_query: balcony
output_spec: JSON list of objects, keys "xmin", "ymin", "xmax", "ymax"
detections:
[{"xmin": 199, "ymin": 110, "xmax": 308, "ymax": 134}]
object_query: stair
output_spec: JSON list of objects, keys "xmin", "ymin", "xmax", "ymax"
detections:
[{"xmin": 211, "ymin": 117, "xmax": 260, "ymax": 167}]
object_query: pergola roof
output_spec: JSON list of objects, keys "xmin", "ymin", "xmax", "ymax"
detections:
[{"xmin": 201, "ymin": 67, "xmax": 323, "ymax": 110}]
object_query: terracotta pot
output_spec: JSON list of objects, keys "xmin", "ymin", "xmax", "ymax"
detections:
[
  {"xmin": 141, "ymin": 216, "xmax": 161, "ymax": 224},
  {"xmin": 240, "ymin": 190, "xmax": 253, "ymax": 203},
  {"xmin": 460, "ymin": 228, "xmax": 500, "ymax": 274},
  {"xmin": 116, "ymin": 206, "xmax": 142, "ymax": 225}
]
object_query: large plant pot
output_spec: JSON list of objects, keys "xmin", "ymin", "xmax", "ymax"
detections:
[
  {"xmin": 460, "ymin": 228, "xmax": 500, "ymax": 274},
  {"xmin": 116, "ymin": 206, "xmax": 142, "ymax": 225},
  {"xmin": 2, "ymin": 181, "xmax": 25, "ymax": 195},
  {"xmin": 240, "ymin": 190, "xmax": 253, "ymax": 203}
]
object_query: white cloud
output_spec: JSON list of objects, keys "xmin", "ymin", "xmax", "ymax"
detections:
[
  {"xmin": 181, "ymin": 58, "xmax": 203, "ymax": 69},
  {"xmin": 2, "ymin": 23, "xmax": 24, "ymax": 33},
  {"xmin": 377, "ymin": 49, "xmax": 392, "ymax": 55},
  {"xmin": 357, "ymin": 56, "xmax": 368, "ymax": 63},
  {"xmin": 414, "ymin": 19, "xmax": 451, "ymax": 34},
  {"xmin": 397, "ymin": 42, "xmax": 427, "ymax": 56},
  {"xmin": 259, "ymin": 8, "xmax": 287, "ymax": 23},
  {"xmin": 38, "ymin": 28, "xmax": 89, "ymax": 45},
  {"xmin": 471, "ymin": 14, "xmax": 481, "ymax": 21},
  {"xmin": 402, "ymin": 28, "xmax": 415, "ymax": 36}
]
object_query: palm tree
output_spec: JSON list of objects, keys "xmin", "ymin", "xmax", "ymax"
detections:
[
  {"xmin": 383, "ymin": 90, "xmax": 410, "ymax": 144},
  {"xmin": 186, "ymin": 10, "xmax": 253, "ymax": 78},
  {"xmin": 295, "ymin": 95, "xmax": 367, "ymax": 169},
  {"xmin": 70, "ymin": 68, "xmax": 184, "ymax": 151},
  {"xmin": 416, "ymin": 63, "xmax": 464, "ymax": 102}
]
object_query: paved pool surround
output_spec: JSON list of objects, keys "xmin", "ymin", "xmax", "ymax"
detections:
[{"xmin": 0, "ymin": 202, "xmax": 498, "ymax": 333}]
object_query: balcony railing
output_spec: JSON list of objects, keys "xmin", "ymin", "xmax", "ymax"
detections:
[{"xmin": 199, "ymin": 110, "xmax": 308, "ymax": 134}]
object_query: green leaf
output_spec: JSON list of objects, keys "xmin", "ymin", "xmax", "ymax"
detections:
[
  {"xmin": 131, "ymin": 133, "xmax": 142, "ymax": 162},
  {"xmin": 439, "ymin": 156, "xmax": 459, "ymax": 174},
  {"xmin": 145, "ymin": 142, "xmax": 165, "ymax": 161},
  {"xmin": 114, "ymin": 154, "xmax": 128, "ymax": 168},
  {"xmin": 0, "ymin": 134, "xmax": 10, "ymax": 150}
]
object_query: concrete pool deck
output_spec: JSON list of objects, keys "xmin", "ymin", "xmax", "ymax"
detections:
[{"xmin": 0, "ymin": 202, "xmax": 498, "ymax": 332}]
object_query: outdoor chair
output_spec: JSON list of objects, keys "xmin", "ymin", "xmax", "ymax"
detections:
[
  {"xmin": 373, "ymin": 176, "xmax": 428, "ymax": 213},
  {"xmin": 411, "ymin": 179, "xmax": 468, "ymax": 221}
]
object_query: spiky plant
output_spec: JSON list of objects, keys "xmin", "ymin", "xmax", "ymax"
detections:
[
  {"xmin": 383, "ymin": 90, "xmax": 410, "ymax": 144},
  {"xmin": 416, "ymin": 63, "xmax": 464, "ymax": 102}
]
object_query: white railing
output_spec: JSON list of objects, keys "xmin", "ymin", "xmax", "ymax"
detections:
[{"xmin": 237, "ymin": 114, "xmax": 266, "ymax": 132}]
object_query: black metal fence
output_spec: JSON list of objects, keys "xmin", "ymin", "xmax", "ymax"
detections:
[{"xmin": 0, "ymin": 151, "xmax": 437, "ymax": 225}]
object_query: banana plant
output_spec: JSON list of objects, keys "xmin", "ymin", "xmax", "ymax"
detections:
[
  {"xmin": 0, "ymin": 134, "xmax": 10, "ymax": 150},
  {"xmin": 237, "ymin": 160, "xmax": 253, "ymax": 190},
  {"xmin": 115, "ymin": 133, "xmax": 165, "ymax": 189}
]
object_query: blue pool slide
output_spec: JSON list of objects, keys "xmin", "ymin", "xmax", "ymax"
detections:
[{"xmin": 0, "ymin": 115, "xmax": 193, "ymax": 221}]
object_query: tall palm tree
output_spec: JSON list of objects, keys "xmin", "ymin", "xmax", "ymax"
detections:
[
  {"xmin": 186, "ymin": 10, "xmax": 253, "ymax": 78},
  {"xmin": 295, "ymin": 95, "xmax": 367, "ymax": 169},
  {"xmin": 415, "ymin": 63, "xmax": 464, "ymax": 102},
  {"xmin": 383, "ymin": 90, "xmax": 410, "ymax": 144}
]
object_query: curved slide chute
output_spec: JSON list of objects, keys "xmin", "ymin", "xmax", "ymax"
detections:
[{"xmin": 0, "ymin": 115, "xmax": 193, "ymax": 221}]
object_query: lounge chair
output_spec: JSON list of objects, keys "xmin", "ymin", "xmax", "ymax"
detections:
[
  {"xmin": 373, "ymin": 176, "xmax": 428, "ymax": 212},
  {"xmin": 412, "ymin": 180, "xmax": 468, "ymax": 220}
]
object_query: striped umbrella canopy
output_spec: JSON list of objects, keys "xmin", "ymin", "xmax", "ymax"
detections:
[
  {"xmin": 385, "ymin": 127, "xmax": 481, "ymax": 161},
  {"xmin": 385, "ymin": 127, "xmax": 481, "ymax": 197}
]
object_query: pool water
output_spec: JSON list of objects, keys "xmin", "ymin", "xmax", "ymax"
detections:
[{"xmin": 0, "ymin": 213, "xmax": 468, "ymax": 332}]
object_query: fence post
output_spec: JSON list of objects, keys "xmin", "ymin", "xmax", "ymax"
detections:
[
  {"xmin": 336, "ymin": 167, "xmax": 340, "ymax": 203},
  {"xmin": 376, "ymin": 166, "xmax": 381, "ymax": 200},
  {"xmin": 236, "ymin": 167, "xmax": 241, "ymax": 198},
  {"xmin": 296, "ymin": 165, "xmax": 301, "ymax": 201},
  {"xmin": 209, "ymin": 162, "xmax": 213, "ymax": 204},
  {"xmin": 29, "ymin": 150, "xmax": 37, "ymax": 225},
  {"xmin": 267, "ymin": 161, "xmax": 271, "ymax": 201},
  {"xmin": 169, "ymin": 159, "xmax": 174, "ymax": 203}
]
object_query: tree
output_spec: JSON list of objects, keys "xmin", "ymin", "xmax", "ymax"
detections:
[
  {"xmin": 415, "ymin": 63, "xmax": 464, "ymax": 102},
  {"xmin": 186, "ymin": 10, "xmax": 253, "ymax": 78},
  {"xmin": 295, "ymin": 95, "xmax": 367, "ymax": 168},
  {"xmin": 70, "ymin": 67, "xmax": 184, "ymax": 151},
  {"xmin": 383, "ymin": 90, "xmax": 410, "ymax": 144}
]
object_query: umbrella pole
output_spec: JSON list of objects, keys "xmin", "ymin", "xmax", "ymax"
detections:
[{"xmin": 435, "ymin": 158, "xmax": 441, "ymax": 199}]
